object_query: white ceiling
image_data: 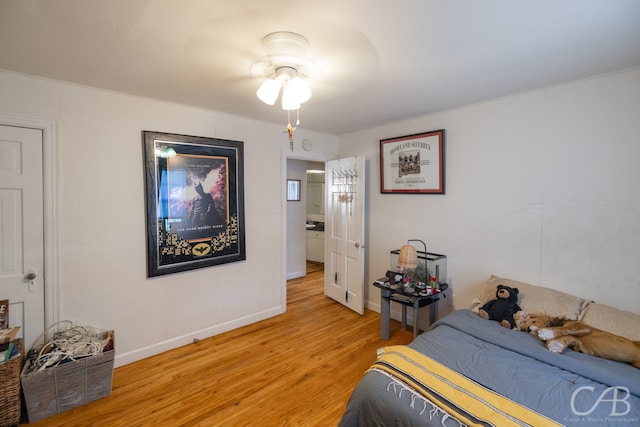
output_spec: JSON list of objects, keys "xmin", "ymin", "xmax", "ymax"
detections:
[{"xmin": 1, "ymin": 0, "xmax": 640, "ymax": 135}]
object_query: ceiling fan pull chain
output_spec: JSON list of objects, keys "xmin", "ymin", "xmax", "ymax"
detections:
[{"xmin": 285, "ymin": 109, "xmax": 296, "ymax": 151}]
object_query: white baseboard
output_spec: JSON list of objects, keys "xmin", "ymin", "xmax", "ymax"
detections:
[
  {"xmin": 286, "ymin": 270, "xmax": 305, "ymax": 280},
  {"xmin": 114, "ymin": 305, "xmax": 285, "ymax": 368}
]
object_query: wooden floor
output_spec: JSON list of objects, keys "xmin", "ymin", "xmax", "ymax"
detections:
[{"xmin": 25, "ymin": 262, "xmax": 413, "ymax": 426}]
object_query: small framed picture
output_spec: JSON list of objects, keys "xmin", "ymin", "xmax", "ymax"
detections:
[
  {"xmin": 287, "ymin": 179, "xmax": 301, "ymax": 201},
  {"xmin": 380, "ymin": 129, "xmax": 445, "ymax": 194}
]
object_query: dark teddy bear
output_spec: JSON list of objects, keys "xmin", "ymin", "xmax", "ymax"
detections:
[{"xmin": 478, "ymin": 284, "xmax": 521, "ymax": 329}]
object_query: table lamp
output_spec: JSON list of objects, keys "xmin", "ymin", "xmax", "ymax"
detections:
[{"xmin": 397, "ymin": 239, "xmax": 427, "ymax": 284}]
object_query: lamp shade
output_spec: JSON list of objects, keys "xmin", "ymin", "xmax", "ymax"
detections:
[
  {"xmin": 256, "ymin": 78, "xmax": 281, "ymax": 105},
  {"xmin": 286, "ymin": 76, "xmax": 311, "ymax": 104},
  {"xmin": 281, "ymin": 82, "xmax": 301, "ymax": 110},
  {"xmin": 397, "ymin": 244, "xmax": 418, "ymax": 269}
]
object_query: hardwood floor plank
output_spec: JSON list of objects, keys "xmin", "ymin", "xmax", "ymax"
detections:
[{"xmin": 24, "ymin": 263, "xmax": 413, "ymax": 426}]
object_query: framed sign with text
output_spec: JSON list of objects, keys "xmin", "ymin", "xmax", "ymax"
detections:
[
  {"xmin": 380, "ymin": 129, "xmax": 445, "ymax": 194},
  {"xmin": 143, "ymin": 131, "xmax": 245, "ymax": 277}
]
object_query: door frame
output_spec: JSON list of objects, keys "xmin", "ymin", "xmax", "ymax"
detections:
[
  {"xmin": 281, "ymin": 149, "xmax": 331, "ymax": 310},
  {"xmin": 0, "ymin": 112, "xmax": 59, "ymax": 330}
]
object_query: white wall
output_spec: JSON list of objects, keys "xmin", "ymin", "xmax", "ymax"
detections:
[
  {"xmin": 3, "ymin": 65, "xmax": 638, "ymax": 367},
  {"xmin": 0, "ymin": 70, "xmax": 338, "ymax": 366},
  {"xmin": 286, "ymin": 159, "xmax": 306, "ymax": 279},
  {"xmin": 339, "ymin": 67, "xmax": 640, "ymax": 317}
]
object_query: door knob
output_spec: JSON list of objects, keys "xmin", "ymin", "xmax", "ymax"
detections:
[{"xmin": 25, "ymin": 272, "xmax": 37, "ymax": 280}]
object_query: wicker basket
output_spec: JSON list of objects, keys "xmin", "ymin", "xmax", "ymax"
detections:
[{"xmin": 0, "ymin": 339, "xmax": 23, "ymax": 427}]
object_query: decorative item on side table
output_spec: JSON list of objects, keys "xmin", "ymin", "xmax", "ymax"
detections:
[
  {"xmin": 390, "ymin": 247, "xmax": 447, "ymax": 292},
  {"xmin": 397, "ymin": 239, "xmax": 443, "ymax": 296},
  {"xmin": 374, "ymin": 242, "xmax": 448, "ymax": 339}
]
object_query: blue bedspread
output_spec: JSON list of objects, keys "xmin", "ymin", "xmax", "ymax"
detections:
[{"xmin": 339, "ymin": 310, "xmax": 640, "ymax": 426}]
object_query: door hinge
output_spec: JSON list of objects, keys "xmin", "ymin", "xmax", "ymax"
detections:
[
  {"xmin": 345, "ymin": 290, "xmax": 348, "ymax": 302},
  {"xmin": 334, "ymin": 272, "xmax": 338, "ymax": 284}
]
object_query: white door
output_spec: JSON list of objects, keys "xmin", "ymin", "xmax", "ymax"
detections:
[
  {"xmin": 0, "ymin": 124, "xmax": 45, "ymax": 349},
  {"xmin": 324, "ymin": 156, "xmax": 365, "ymax": 314}
]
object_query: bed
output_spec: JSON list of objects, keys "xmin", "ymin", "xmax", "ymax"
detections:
[{"xmin": 338, "ymin": 276, "xmax": 640, "ymax": 427}]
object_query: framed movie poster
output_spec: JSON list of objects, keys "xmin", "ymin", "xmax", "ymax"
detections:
[
  {"xmin": 142, "ymin": 131, "xmax": 245, "ymax": 277},
  {"xmin": 380, "ymin": 129, "xmax": 445, "ymax": 194}
]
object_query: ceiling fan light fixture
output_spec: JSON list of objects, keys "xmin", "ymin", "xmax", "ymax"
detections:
[
  {"xmin": 256, "ymin": 78, "xmax": 280, "ymax": 105},
  {"xmin": 286, "ymin": 76, "xmax": 312, "ymax": 104},
  {"xmin": 281, "ymin": 84, "xmax": 301, "ymax": 111},
  {"xmin": 262, "ymin": 31, "xmax": 310, "ymax": 59},
  {"xmin": 253, "ymin": 31, "xmax": 320, "ymax": 149}
]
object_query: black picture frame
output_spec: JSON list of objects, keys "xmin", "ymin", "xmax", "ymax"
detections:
[
  {"xmin": 142, "ymin": 131, "xmax": 245, "ymax": 277},
  {"xmin": 287, "ymin": 179, "xmax": 301, "ymax": 201},
  {"xmin": 380, "ymin": 129, "xmax": 445, "ymax": 194}
]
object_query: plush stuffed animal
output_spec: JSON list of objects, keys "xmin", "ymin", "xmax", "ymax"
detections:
[{"xmin": 478, "ymin": 285, "xmax": 522, "ymax": 329}]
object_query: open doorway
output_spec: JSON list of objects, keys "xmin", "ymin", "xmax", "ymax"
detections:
[
  {"xmin": 285, "ymin": 159, "xmax": 325, "ymax": 279},
  {"xmin": 305, "ymin": 162, "xmax": 325, "ymax": 274},
  {"xmin": 285, "ymin": 154, "xmax": 366, "ymax": 314}
]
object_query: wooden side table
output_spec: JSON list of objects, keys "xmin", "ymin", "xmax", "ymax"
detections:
[{"xmin": 373, "ymin": 279, "xmax": 448, "ymax": 339}]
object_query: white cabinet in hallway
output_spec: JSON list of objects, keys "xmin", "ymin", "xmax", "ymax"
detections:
[{"xmin": 306, "ymin": 230, "xmax": 324, "ymax": 262}]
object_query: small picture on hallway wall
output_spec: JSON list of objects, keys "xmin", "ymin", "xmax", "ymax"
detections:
[
  {"xmin": 380, "ymin": 129, "xmax": 445, "ymax": 194},
  {"xmin": 142, "ymin": 131, "xmax": 246, "ymax": 277},
  {"xmin": 287, "ymin": 179, "xmax": 301, "ymax": 201}
]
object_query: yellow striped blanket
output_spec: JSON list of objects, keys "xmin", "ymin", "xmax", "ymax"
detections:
[{"xmin": 370, "ymin": 345, "xmax": 563, "ymax": 427}]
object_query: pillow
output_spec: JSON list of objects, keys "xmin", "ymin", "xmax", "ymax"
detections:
[
  {"xmin": 472, "ymin": 275, "xmax": 589, "ymax": 320},
  {"xmin": 580, "ymin": 303, "xmax": 640, "ymax": 341}
]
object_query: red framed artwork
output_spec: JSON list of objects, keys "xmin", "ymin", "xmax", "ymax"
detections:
[{"xmin": 380, "ymin": 129, "xmax": 445, "ymax": 194}]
